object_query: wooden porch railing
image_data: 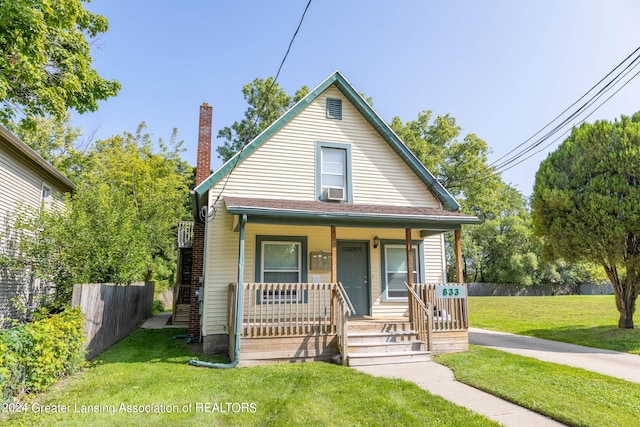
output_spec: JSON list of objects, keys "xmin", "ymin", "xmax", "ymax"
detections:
[
  {"xmin": 411, "ymin": 283, "xmax": 469, "ymax": 331},
  {"xmin": 229, "ymin": 283, "xmax": 353, "ymax": 337},
  {"xmin": 404, "ymin": 282, "xmax": 433, "ymax": 351},
  {"xmin": 177, "ymin": 221, "xmax": 194, "ymax": 248},
  {"xmin": 334, "ymin": 282, "xmax": 356, "ymax": 366}
]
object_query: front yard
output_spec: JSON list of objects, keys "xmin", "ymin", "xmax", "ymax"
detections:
[{"xmin": 2, "ymin": 328, "xmax": 496, "ymax": 426}]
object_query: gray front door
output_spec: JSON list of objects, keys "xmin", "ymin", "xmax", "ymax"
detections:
[{"xmin": 337, "ymin": 241, "xmax": 369, "ymax": 315}]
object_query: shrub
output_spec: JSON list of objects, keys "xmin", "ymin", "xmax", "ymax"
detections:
[{"xmin": 0, "ymin": 307, "xmax": 85, "ymax": 401}]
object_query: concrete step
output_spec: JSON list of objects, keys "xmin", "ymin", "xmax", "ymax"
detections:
[
  {"xmin": 348, "ymin": 340, "xmax": 425, "ymax": 354},
  {"xmin": 347, "ymin": 350, "xmax": 431, "ymax": 367}
]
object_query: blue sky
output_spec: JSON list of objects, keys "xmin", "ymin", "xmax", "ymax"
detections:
[{"xmin": 73, "ymin": 0, "xmax": 640, "ymax": 196}]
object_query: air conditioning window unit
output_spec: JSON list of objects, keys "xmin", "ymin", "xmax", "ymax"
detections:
[{"xmin": 324, "ymin": 186, "xmax": 345, "ymax": 201}]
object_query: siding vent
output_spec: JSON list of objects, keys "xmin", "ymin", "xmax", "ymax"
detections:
[{"xmin": 326, "ymin": 98, "xmax": 342, "ymax": 120}]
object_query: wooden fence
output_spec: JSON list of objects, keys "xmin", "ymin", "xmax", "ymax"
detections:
[{"xmin": 72, "ymin": 282, "xmax": 154, "ymax": 359}]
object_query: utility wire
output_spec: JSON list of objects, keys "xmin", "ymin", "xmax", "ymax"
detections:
[
  {"xmin": 450, "ymin": 45, "xmax": 640, "ymax": 189},
  {"xmin": 489, "ymin": 45, "xmax": 640, "ymax": 168},
  {"xmin": 201, "ymin": 0, "xmax": 313, "ymax": 222}
]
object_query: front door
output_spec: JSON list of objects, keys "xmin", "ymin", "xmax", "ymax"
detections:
[{"xmin": 337, "ymin": 241, "xmax": 370, "ymax": 315}]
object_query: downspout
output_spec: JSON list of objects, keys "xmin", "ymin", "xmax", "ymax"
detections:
[{"xmin": 189, "ymin": 213, "xmax": 246, "ymax": 369}]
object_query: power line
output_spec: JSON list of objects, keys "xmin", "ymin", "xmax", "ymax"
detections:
[
  {"xmin": 491, "ymin": 47, "xmax": 640, "ymax": 172},
  {"xmin": 201, "ymin": 0, "xmax": 313, "ymax": 222},
  {"xmin": 450, "ymin": 45, "xmax": 640, "ymax": 189}
]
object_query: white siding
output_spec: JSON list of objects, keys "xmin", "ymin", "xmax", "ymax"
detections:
[
  {"xmin": 0, "ymin": 143, "xmax": 68, "ymax": 327},
  {"xmin": 202, "ymin": 214, "xmax": 449, "ymax": 332},
  {"xmin": 214, "ymin": 86, "xmax": 440, "ymax": 207},
  {"xmin": 202, "ymin": 83, "xmax": 451, "ymax": 333}
]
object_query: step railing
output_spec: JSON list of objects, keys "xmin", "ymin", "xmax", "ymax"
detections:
[
  {"xmin": 334, "ymin": 282, "xmax": 355, "ymax": 366},
  {"xmin": 404, "ymin": 282, "xmax": 433, "ymax": 351}
]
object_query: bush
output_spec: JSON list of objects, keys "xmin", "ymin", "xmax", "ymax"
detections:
[{"xmin": 0, "ymin": 307, "xmax": 86, "ymax": 401}]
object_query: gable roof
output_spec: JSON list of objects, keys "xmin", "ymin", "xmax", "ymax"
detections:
[
  {"xmin": 0, "ymin": 124, "xmax": 75, "ymax": 192},
  {"xmin": 194, "ymin": 70, "xmax": 459, "ymax": 212}
]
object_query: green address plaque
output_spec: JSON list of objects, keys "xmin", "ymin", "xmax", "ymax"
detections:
[{"xmin": 435, "ymin": 285, "xmax": 467, "ymax": 299}]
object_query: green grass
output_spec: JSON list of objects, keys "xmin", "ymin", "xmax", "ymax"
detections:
[
  {"xmin": 3, "ymin": 328, "xmax": 498, "ymax": 426},
  {"xmin": 436, "ymin": 346, "xmax": 640, "ymax": 427},
  {"xmin": 468, "ymin": 295, "xmax": 640, "ymax": 353}
]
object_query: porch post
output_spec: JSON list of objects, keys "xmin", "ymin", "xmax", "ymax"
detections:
[
  {"xmin": 331, "ymin": 226, "xmax": 337, "ymax": 283},
  {"xmin": 454, "ymin": 229, "xmax": 463, "ymax": 284},
  {"xmin": 405, "ymin": 228, "xmax": 413, "ymax": 323},
  {"xmin": 235, "ymin": 214, "xmax": 247, "ymax": 343}
]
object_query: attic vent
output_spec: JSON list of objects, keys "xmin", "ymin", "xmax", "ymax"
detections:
[{"xmin": 326, "ymin": 98, "xmax": 342, "ymax": 120}]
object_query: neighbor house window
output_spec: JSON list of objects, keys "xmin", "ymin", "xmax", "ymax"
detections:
[
  {"xmin": 316, "ymin": 142, "xmax": 352, "ymax": 202},
  {"xmin": 256, "ymin": 236, "xmax": 307, "ymax": 303},
  {"xmin": 382, "ymin": 243, "xmax": 422, "ymax": 301}
]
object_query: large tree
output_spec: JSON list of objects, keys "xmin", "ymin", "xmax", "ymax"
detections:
[
  {"xmin": 216, "ymin": 77, "xmax": 309, "ymax": 162},
  {"xmin": 532, "ymin": 113, "xmax": 640, "ymax": 328},
  {"xmin": 0, "ymin": 0, "xmax": 120, "ymax": 124},
  {"xmin": 14, "ymin": 124, "xmax": 193, "ymax": 306}
]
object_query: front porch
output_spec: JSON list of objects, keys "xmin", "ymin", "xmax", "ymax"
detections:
[{"xmin": 229, "ymin": 282, "xmax": 468, "ymax": 366}]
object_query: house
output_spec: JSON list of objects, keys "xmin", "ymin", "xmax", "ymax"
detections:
[
  {"xmin": 186, "ymin": 71, "xmax": 480, "ymax": 366},
  {"xmin": 0, "ymin": 124, "xmax": 75, "ymax": 327}
]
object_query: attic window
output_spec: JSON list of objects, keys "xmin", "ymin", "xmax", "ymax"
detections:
[{"xmin": 326, "ymin": 98, "xmax": 342, "ymax": 120}]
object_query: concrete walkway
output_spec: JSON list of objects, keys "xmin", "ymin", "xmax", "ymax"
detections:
[
  {"xmin": 469, "ymin": 327, "xmax": 640, "ymax": 384},
  {"xmin": 355, "ymin": 362, "xmax": 564, "ymax": 427},
  {"xmin": 140, "ymin": 312, "xmax": 184, "ymax": 329}
]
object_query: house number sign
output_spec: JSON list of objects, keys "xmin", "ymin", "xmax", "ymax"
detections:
[{"xmin": 435, "ymin": 285, "xmax": 467, "ymax": 299}]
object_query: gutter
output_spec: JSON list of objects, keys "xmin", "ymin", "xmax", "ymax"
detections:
[{"xmin": 188, "ymin": 213, "xmax": 246, "ymax": 369}]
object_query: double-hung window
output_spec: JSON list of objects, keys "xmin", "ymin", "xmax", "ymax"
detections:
[
  {"xmin": 316, "ymin": 142, "xmax": 352, "ymax": 202},
  {"xmin": 257, "ymin": 236, "xmax": 307, "ymax": 303},
  {"xmin": 382, "ymin": 244, "xmax": 421, "ymax": 300}
]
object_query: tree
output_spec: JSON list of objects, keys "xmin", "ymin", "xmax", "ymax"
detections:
[
  {"xmin": 216, "ymin": 77, "xmax": 309, "ymax": 162},
  {"xmin": 15, "ymin": 123, "xmax": 193, "ymax": 305},
  {"xmin": 532, "ymin": 113, "xmax": 640, "ymax": 328},
  {"xmin": 0, "ymin": 0, "xmax": 120, "ymax": 124},
  {"xmin": 390, "ymin": 111, "xmax": 527, "ymax": 281}
]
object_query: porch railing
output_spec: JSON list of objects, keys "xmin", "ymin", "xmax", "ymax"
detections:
[
  {"xmin": 411, "ymin": 283, "xmax": 469, "ymax": 331},
  {"xmin": 231, "ymin": 283, "xmax": 353, "ymax": 337},
  {"xmin": 404, "ymin": 282, "xmax": 433, "ymax": 351},
  {"xmin": 177, "ymin": 221, "xmax": 194, "ymax": 248}
]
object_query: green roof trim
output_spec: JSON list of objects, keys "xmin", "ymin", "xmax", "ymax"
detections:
[{"xmin": 194, "ymin": 70, "xmax": 460, "ymax": 212}]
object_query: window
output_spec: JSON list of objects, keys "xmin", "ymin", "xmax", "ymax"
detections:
[
  {"xmin": 256, "ymin": 236, "xmax": 308, "ymax": 303},
  {"xmin": 326, "ymin": 98, "xmax": 342, "ymax": 119},
  {"xmin": 316, "ymin": 142, "xmax": 352, "ymax": 202},
  {"xmin": 321, "ymin": 147, "xmax": 346, "ymax": 191},
  {"xmin": 382, "ymin": 243, "xmax": 422, "ymax": 301}
]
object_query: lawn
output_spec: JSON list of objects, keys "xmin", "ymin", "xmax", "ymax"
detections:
[
  {"xmin": 2, "ymin": 328, "xmax": 498, "ymax": 427},
  {"xmin": 436, "ymin": 346, "xmax": 640, "ymax": 427},
  {"xmin": 468, "ymin": 295, "xmax": 640, "ymax": 353}
]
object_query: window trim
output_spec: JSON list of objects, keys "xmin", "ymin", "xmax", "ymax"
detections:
[
  {"xmin": 315, "ymin": 141, "xmax": 353, "ymax": 202},
  {"xmin": 380, "ymin": 239, "xmax": 424, "ymax": 302},
  {"xmin": 255, "ymin": 235, "xmax": 308, "ymax": 304}
]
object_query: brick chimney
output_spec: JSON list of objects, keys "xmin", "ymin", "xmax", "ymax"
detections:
[
  {"xmin": 196, "ymin": 102, "xmax": 213, "ymax": 185},
  {"xmin": 189, "ymin": 102, "xmax": 213, "ymax": 339}
]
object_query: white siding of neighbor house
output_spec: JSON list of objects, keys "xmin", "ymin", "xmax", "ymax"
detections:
[
  {"xmin": 202, "ymin": 83, "xmax": 450, "ymax": 335},
  {"xmin": 0, "ymin": 143, "xmax": 69, "ymax": 327}
]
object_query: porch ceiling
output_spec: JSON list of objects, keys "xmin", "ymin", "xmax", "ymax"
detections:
[{"xmin": 224, "ymin": 197, "xmax": 481, "ymax": 230}]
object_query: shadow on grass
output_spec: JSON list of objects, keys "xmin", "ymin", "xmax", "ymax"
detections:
[
  {"xmin": 93, "ymin": 327, "xmax": 228, "ymax": 365},
  {"xmin": 518, "ymin": 325, "xmax": 640, "ymax": 354}
]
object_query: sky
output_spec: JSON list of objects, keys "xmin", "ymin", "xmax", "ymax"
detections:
[{"xmin": 72, "ymin": 0, "xmax": 640, "ymax": 197}]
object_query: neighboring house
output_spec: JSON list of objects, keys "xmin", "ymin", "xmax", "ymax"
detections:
[
  {"xmin": 188, "ymin": 71, "xmax": 480, "ymax": 366},
  {"xmin": 0, "ymin": 125, "xmax": 75, "ymax": 327}
]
